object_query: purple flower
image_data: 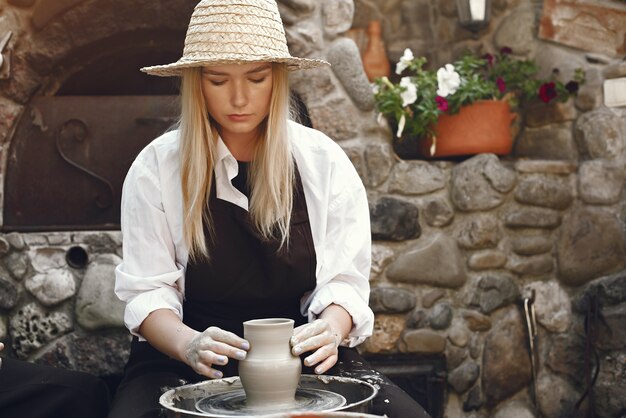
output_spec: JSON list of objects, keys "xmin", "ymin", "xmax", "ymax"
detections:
[
  {"xmin": 496, "ymin": 77, "xmax": 506, "ymax": 93},
  {"xmin": 565, "ymin": 81, "xmax": 579, "ymax": 94},
  {"xmin": 483, "ymin": 53, "xmax": 494, "ymax": 66},
  {"xmin": 500, "ymin": 47, "xmax": 513, "ymax": 55},
  {"xmin": 538, "ymin": 82, "xmax": 557, "ymax": 103},
  {"xmin": 435, "ymin": 96, "xmax": 449, "ymax": 111}
]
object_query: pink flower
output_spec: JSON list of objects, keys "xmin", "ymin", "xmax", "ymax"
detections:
[
  {"xmin": 500, "ymin": 47, "xmax": 513, "ymax": 55},
  {"xmin": 435, "ymin": 96, "xmax": 449, "ymax": 111},
  {"xmin": 483, "ymin": 53, "xmax": 494, "ymax": 66},
  {"xmin": 496, "ymin": 77, "xmax": 506, "ymax": 93},
  {"xmin": 538, "ymin": 82, "xmax": 557, "ymax": 103}
]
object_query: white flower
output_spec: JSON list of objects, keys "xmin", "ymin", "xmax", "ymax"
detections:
[
  {"xmin": 399, "ymin": 77, "xmax": 417, "ymax": 107},
  {"xmin": 395, "ymin": 48, "xmax": 414, "ymax": 75},
  {"xmin": 396, "ymin": 114, "xmax": 406, "ymax": 138},
  {"xmin": 371, "ymin": 83, "xmax": 379, "ymax": 94},
  {"xmin": 436, "ymin": 64, "xmax": 461, "ymax": 97}
]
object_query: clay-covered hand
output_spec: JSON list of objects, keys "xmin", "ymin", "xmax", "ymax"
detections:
[
  {"xmin": 184, "ymin": 327, "xmax": 249, "ymax": 379},
  {"xmin": 290, "ymin": 319, "xmax": 341, "ymax": 375}
]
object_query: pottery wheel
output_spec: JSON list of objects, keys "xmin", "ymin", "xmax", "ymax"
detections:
[{"xmin": 195, "ymin": 388, "xmax": 347, "ymax": 416}]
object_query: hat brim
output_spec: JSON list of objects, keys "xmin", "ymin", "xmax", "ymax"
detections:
[{"xmin": 141, "ymin": 56, "xmax": 330, "ymax": 77}]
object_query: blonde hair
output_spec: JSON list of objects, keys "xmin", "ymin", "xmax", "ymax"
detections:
[{"xmin": 178, "ymin": 63, "xmax": 294, "ymax": 261}]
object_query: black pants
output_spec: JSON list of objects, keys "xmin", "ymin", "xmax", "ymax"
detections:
[
  {"xmin": 109, "ymin": 341, "xmax": 431, "ymax": 418},
  {"xmin": 0, "ymin": 357, "xmax": 110, "ymax": 418}
]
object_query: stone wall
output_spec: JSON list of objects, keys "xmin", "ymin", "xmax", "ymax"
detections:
[{"xmin": 1, "ymin": 0, "xmax": 626, "ymax": 417}]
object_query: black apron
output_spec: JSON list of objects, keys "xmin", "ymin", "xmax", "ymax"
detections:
[
  {"xmin": 121, "ymin": 161, "xmax": 316, "ymax": 380},
  {"xmin": 182, "ymin": 161, "xmax": 317, "ymax": 377}
]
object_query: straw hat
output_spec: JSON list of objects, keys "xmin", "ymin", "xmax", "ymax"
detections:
[{"xmin": 141, "ymin": 0, "xmax": 330, "ymax": 76}]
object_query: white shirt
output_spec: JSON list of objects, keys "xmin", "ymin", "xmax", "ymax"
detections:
[{"xmin": 115, "ymin": 120, "xmax": 374, "ymax": 347}]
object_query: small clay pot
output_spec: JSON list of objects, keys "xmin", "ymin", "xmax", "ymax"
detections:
[{"xmin": 239, "ymin": 318, "xmax": 302, "ymax": 409}]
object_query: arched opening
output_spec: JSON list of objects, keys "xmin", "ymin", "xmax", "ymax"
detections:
[{"xmin": 3, "ymin": 33, "xmax": 182, "ymax": 231}]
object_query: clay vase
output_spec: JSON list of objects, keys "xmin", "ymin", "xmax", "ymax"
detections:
[
  {"xmin": 239, "ymin": 318, "xmax": 302, "ymax": 409},
  {"xmin": 362, "ymin": 20, "xmax": 391, "ymax": 82}
]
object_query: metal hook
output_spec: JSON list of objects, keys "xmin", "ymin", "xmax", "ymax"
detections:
[{"xmin": 523, "ymin": 289, "xmax": 538, "ymax": 411}]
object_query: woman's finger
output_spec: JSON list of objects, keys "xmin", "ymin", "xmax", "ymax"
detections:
[
  {"xmin": 205, "ymin": 340, "xmax": 247, "ymax": 361},
  {"xmin": 312, "ymin": 353, "xmax": 338, "ymax": 375},
  {"xmin": 205, "ymin": 326, "xmax": 249, "ymax": 350},
  {"xmin": 291, "ymin": 320, "xmax": 328, "ymax": 345},
  {"xmin": 292, "ymin": 332, "xmax": 334, "ymax": 355}
]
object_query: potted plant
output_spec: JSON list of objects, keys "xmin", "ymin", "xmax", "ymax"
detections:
[{"xmin": 373, "ymin": 47, "xmax": 585, "ymax": 159}]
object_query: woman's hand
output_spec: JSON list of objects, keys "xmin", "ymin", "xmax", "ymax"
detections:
[
  {"xmin": 0, "ymin": 342, "xmax": 4, "ymax": 370},
  {"xmin": 290, "ymin": 319, "xmax": 341, "ymax": 375},
  {"xmin": 184, "ymin": 327, "xmax": 249, "ymax": 379}
]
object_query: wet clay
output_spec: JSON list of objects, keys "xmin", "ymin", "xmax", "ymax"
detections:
[{"xmin": 238, "ymin": 318, "xmax": 302, "ymax": 409}]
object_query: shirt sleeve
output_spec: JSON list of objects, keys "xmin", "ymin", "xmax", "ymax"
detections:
[
  {"xmin": 114, "ymin": 154, "xmax": 184, "ymax": 338},
  {"xmin": 306, "ymin": 152, "xmax": 374, "ymax": 347}
]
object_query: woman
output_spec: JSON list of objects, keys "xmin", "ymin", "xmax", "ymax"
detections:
[{"xmin": 110, "ymin": 1, "xmax": 430, "ymax": 417}]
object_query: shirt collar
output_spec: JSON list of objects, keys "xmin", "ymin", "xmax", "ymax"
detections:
[{"xmin": 214, "ymin": 136, "xmax": 249, "ymax": 211}]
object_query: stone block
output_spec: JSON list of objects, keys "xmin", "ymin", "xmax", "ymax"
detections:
[
  {"xmin": 386, "ymin": 233, "xmax": 466, "ymax": 288},
  {"xmin": 422, "ymin": 197, "xmax": 455, "ymax": 227},
  {"xmin": 326, "ymin": 38, "xmax": 375, "ymax": 111},
  {"xmin": 557, "ymin": 207, "xmax": 626, "ymax": 286},
  {"xmin": 308, "ymin": 98, "xmax": 359, "ymax": 140},
  {"xmin": 511, "ymin": 234, "xmax": 552, "ymax": 256},
  {"xmin": 361, "ymin": 314, "xmax": 405, "ymax": 354},
  {"xmin": 456, "ymin": 215, "xmax": 500, "ymax": 250},
  {"xmin": 422, "ymin": 289, "xmax": 445, "ymax": 308},
  {"xmin": 525, "ymin": 100, "xmax": 577, "ymax": 128},
  {"xmin": 514, "ymin": 160, "xmax": 577, "ymax": 175},
  {"xmin": 536, "ymin": 370, "xmax": 579, "ymax": 418},
  {"xmin": 322, "ymin": 0, "xmax": 354, "ymax": 37},
  {"xmin": 0, "ymin": 275, "xmax": 18, "ymax": 310},
  {"xmin": 5, "ymin": 252, "xmax": 28, "ymax": 280},
  {"xmin": 402, "ymin": 329, "xmax": 446, "ymax": 353},
  {"xmin": 25, "ymin": 269, "xmax": 76, "ymax": 307},
  {"xmin": 494, "ymin": 6, "xmax": 537, "ymax": 56},
  {"xmin": 594, "ymin": 352, "xmax": 626, "ymax": 418},
  {"xmin": 507, "ymin": 254, "xmax": 554, "ymax": 276},
  {"xmin": 575, "ymin": 109, "xmax": 625, "ymax": 161},
  {"xmin": 370, "ymin": 197, "xmax": 420, "ymax": 241},
  {"xmin": 451, "ymin": 154, "xmax": 515, "ymax": 211},
  {"xmin": 364, "ymin": 143, "xmax": 394, "ymax": 187},
  {"xmin": 75, "ymin": 254, "xmax": 125, "ymax": 330},
  {"xmin": 514, "ymin": 173, "xmax": 574, "ymax": 210},
  {"xmin": 524, "ymin": 280, "xmax": 571, "ymax": 333},
  {"xmin": 468, "ymin": 250, "xmax": 507, "ymax": 270},
  {"xmin": 371, "ymin": 243, "xmax": 394, "ymax": 277},
  {"xmin": 428, "ymin": 302, "xmax": 453, "ymax": 330},
  {"xmin": 514, "ymin": 124, "xmax": 578, "ymax": 161},
  {"xmin": 547, "ymin": 333, "xmax": 586, "ymax": 385},
  {"xmin": 493, "ymin": 400, "xmax": 535, "ymax": 418},
  {"xmin": 461, "ymin": 310, "xmax": 492, "ymax": 332},
  {"xmin": 579, "ymin": 160, "xmax": 625, "ymax": 204},
  {"xmin": 471, "ymin": 274, "xmax": 520, "ymax": 314},
  {"xmin": 369, "ymin": 286, "xmax": 416, "ymax": 314},
  {"xmin": 539, "ymin": 0, "xmax": 626, "ymax": 57},
  {"xmin": 483, "ymin": 307, "xmax": 532, "ymax": 407},
  {"xmin": 448, "ymin": 361, "xmax": 479, "ymax": 394},
  {"xmin": 10, "ymin": 303, "xmax": 73, "ymax": 359},
  {"xmin": 389, "ymin": 161, "xmax": 447, "ymax": 195},
  {"xmin": 448, "ymin": 322, "xmax": 469, "ymax": 348},
  {"xmin": 504, "ymin": 206, "xmax": 561, "ymax": 229}
]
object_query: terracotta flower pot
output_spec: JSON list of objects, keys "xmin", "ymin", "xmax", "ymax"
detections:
[{"xmin": 419, "ymin": 100, "xmax": 516, "ymax": 158}]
